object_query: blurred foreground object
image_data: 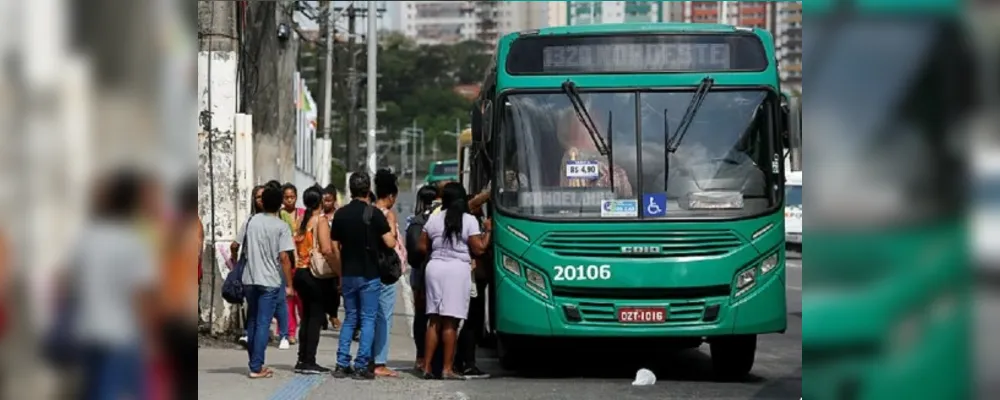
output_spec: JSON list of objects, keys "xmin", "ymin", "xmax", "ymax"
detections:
[{"xmin": 803, "ymin": 0, "xmax": 979, "ymax": 399}]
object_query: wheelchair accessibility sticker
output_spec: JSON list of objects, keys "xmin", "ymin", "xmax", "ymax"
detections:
[{"xmin": 643, "ymin": 193, "xmax": 667, "ymax": 217}]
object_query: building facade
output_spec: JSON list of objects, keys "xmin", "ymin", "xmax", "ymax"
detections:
[
  {"xmin": 398, "ymin": 1, "xmax": 547, "ymax": 46},
  {"xmin": 548, "ymin": 1, "xmax": 679, "ymax": 26},
  {"xmin": 775, "ymin": 1, "xmax": 803, "ymax": 93}
]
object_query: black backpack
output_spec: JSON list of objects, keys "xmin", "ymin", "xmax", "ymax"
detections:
[
  {"xmin": 363, "ymin": 205, "xmax": 402, "ymax": 285},
  {"xmin": 406, "ymin": 210, "xmax": 432, "ymax": 268}
]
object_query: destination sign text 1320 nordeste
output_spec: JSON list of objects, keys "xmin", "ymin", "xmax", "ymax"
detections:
[{"xmin": 542, "ymin": 43, "xmax": 731, "ymax": 72}]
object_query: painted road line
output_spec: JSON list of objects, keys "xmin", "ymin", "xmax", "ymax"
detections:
[{"xmin": 268, "ymin": 374, "xmax": 326, "ymax": 400}]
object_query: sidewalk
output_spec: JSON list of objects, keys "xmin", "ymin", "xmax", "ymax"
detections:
[{"xmin": 198, "ymin": 280, "xmax": 423, "ymax": 400}]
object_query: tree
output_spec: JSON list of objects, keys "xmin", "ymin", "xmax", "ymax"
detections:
[{"xmin": 297, "ymin": 32, "xmax": 490, "ymax": 182}]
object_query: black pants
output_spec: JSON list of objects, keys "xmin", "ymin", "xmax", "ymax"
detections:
[
  {"xmin": 292, "ymin": 269, "xmax": 330, "ymax": 365},
  {"xmin": 456, "ymin": 280, "xmax": 487, "ymax": 370},
  {"xmin": 162, "ymin": 319, "xmax": 196, "ymax": 400},
  {"xmin": 413, "ymin": 296, "xmax": 427, "ymax": 360}
]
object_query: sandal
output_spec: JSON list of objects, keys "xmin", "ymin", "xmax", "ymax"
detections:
[
  {"xmin": 442, "ymin": 371, "xmax": 465, "ymax": 381},
  {"xmin": 421, "ymin": 369, "xmax": 436, "ymax": 380},
  {"xmin": 374, "ymin": 366, "xmax": 400, "ymax": 378},
  {"xmin": 248, "ymin": 367, "xmax": 274, "ymax": 379}
]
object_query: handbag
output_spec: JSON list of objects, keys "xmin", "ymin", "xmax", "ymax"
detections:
[
  {"xmin": 222, "ymin": 215, "xmax": 254, "ymax": 304},
  {"xmin": 363, "ymin": 205, "xmax": 402, "ymax": 285},
  {"xmin": 308, "ymin": 222, "xmax": 336, "ymax": 279}
]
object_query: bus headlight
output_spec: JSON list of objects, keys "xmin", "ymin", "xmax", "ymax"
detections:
[
  {"xmin": 736, "ymin": 268, "xmax": 757, "ymax": 295},
  {"xmin": 760, "ymin": 253, "xmax": 779, "ymax": 275},
  {"xmin": 524, "ymin": 268, "xmax": 549, "ymax": 298},
  {"xmin": 501, "ymin": 254, "xmax": 521, "ymax": 276}
]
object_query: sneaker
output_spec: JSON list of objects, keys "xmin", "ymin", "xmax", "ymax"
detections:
[
  {"xmin": 461, "ymin": 366, "xmax": 490, "ymax": 379},
  {"xmin": 278, "ymin": 338, "xmax": 290, "ymax": 350},
  {"xmin": 332, "ymin": 366, "xmax": 353, "ymax": 379},
  {"xmin": 294, "ymin": 362, "xmax": 330, "ymax": 375},
  {"xmin": 238, "ymin": 336, "xmax": 248, "ymax": 349},
  {"xmin": 351, "ymin": 369, "xmax": 375, "ymax": 380}
]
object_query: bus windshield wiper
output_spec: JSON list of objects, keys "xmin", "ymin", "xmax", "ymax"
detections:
[
  {"xmin": 561, "ymin": 80, "xmax": 610, "ymax": 156},
  {"xmin": 667, "ymin": 76, "xmax": 714, "ymax": 153}
]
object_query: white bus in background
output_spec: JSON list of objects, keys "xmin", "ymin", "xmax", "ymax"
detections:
[
  {"xmin": 973, "ymin": 149, "xmax": 1000, "ymax": 268},
  {"xmin": 785, "ymin": 170, "xmax": 802, "ymax": 246}
]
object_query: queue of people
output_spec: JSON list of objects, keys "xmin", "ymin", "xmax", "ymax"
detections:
[{"xmin": 232, "ymin": 169, "xmax": 496, "ymax": 380}]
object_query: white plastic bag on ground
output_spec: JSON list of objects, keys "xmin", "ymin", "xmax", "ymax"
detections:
[{"xmin": 632, "ymin": 368, "xmax": 656, "ymax": 386}]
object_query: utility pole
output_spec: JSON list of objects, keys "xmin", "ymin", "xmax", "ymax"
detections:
[
  {"xmin": 319, "ymin": 1, "xmax": 334, "ymax": 140},
  {"xmin": 411, "ymin": 120, "xmax": 418, "ymax": 191},
  {"xmin": 365, "ymin": 0, "xmax": 378, "ymax": 178},
  {"xmin": 247, "ymin": 1, "xmax": 299, "ymax": 183},
  {"xmin": 346, "ymin": 4, "xmax": 358, "ymax": 173}
]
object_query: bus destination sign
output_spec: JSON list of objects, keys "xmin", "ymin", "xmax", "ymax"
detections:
[
  {"xmin": 543, "ymin": 43, "xmax": 731, "ymax": 72},
  {"xmin": 506, "ymin": 34, "xmax": 768, "ymax": 74}
]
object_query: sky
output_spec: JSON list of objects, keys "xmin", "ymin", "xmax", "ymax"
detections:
[{"xmin": 295, "ymin": 1, "xmax": 398, "ymax": 34}]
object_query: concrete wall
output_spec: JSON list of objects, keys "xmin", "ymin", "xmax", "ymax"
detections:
[{"xmin": 197, "ymin": 50, "xmax": 242, "ymax": 334}]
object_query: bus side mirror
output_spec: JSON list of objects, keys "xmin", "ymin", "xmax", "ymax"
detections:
[
  {"xmin": 471, "ymin": 101, "xmax": 483, "ymax": 143},
  {"xmin": 781, "ymin": 104, "xmax": 790, "ymax": 149}
]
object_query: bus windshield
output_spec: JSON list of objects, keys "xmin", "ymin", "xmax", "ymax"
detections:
[{"xmin": 496, "ymin": 89, "xmax": 777, "ymax": 219}]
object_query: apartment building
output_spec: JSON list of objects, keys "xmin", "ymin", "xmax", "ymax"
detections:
[
  {"xmin": 775, "ymin": 1, "xmax": 803, "ymax": 92},
  {"xmin": 548, "ymin": 1, "xmax": 682, "ymax": 26},
  {"xmin": 398, "ymin": 1, "xmax": 547, "ymax": 46},
  {"xmin": 681, "ymin": 1, "xmax": 776, "ymax": 31}
]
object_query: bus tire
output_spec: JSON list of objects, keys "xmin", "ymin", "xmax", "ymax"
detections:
[
  {"xmin": 497, "ymin": 335, "xmax": 523, "ymax": 371},
  {"xmin": 709, "ymin": 334, "xmax": 757, "ymax": 381}
]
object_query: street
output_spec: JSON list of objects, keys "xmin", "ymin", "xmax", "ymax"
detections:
[{"xmin": 197, "ymin": 245, "xmax": 802, "ymax": 400}]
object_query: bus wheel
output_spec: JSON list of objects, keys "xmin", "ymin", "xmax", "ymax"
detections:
[
  {"xmin": 709, "ymin": 335, "xmax": 757, "ymax": 381},
  {"xmin": 497, "ymin": 335, "xmax": 524, "ymax": 371}
]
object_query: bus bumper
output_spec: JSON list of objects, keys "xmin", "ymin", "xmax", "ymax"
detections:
[{"xmin": 494, "ymin": 264, "xmax": 787, "ymax": 338}]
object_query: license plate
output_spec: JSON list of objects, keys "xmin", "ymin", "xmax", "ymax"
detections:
[{"xmin": 617, "ymin": 307, "xmax": 666, "ymax": 323}]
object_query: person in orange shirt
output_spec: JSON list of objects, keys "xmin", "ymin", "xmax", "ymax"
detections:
[
  {"xmin": 160, "ymin": 176, "xmax": 201, "ymax": 399},
  {"xmin": 290, "ymin": 186, "xmax": 335, "ymax": 374}
]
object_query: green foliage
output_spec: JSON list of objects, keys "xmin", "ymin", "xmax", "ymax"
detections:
[{"xmin": 301, "ymin": 32, "xmax": 489, "ymax": 171}]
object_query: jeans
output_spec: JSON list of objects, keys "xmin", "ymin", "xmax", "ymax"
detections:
[
  {"xmin": 274, "ymin": 275, "xmax": 291, "ymax": 340},
  {"xmin": 292, "ymin": 268, "xmax": 329, "ymax": 365},
  {"xmin": 246, "ymin": 285, "xmax": 283, "ymax": 373},
  {"xmin": 373, "ymin": 281, "xmax": 397, "ymax": 365},
  {"xmin": 81, "ymin": 344, "xmax": 143, "ymax": 400},
  {"xmin": 336, "ymin": 276, "xmax": 380, "ymax": 370}
]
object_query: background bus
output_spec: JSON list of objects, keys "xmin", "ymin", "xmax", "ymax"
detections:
[{"xmin": 424, "ymin": 159, "xmax": 459, "ymax": 185}]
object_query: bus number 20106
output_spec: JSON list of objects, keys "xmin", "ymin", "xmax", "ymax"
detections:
[{"xmin": 553, "ymin": 265, "xmax": 612, "ymax": 281}]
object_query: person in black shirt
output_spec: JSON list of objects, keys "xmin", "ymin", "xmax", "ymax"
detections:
[{"xmin": 330, "ymin": 172, "xmax": 397, "ymax": 380}]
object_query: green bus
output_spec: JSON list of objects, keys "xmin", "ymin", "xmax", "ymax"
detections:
[
  {"xmin": 424, "ymin": 160, "xmax": 459, "ymax": 185},
  {"xmin": 803, "ymin": 1, "xmax": 973, "ymax": 398},
  {"xmin": 469, "ymin": 23, "xmax": 793, "ymax": 379}
]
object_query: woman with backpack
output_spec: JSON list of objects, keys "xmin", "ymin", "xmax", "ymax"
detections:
[
  {"xmin": 372, "ymin": 169, "xmax": 407, "ymax": 377},
  {"xmin": 406, "ymin": 185, "xmax": 438, "ymax": 370}
]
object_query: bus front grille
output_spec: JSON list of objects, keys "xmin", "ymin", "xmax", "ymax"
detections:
[{"xmin": 540, "ymin": 230, "xmax": 743, "ymax": 258}]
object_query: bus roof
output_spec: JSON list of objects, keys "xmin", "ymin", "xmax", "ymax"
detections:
[{"xmin": 510, "ymin": 22, "xmax": 759, "ymax": 39}]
